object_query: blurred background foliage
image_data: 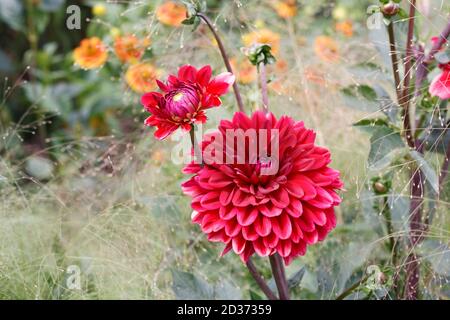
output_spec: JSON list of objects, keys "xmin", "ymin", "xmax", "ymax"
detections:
[{"xmin": 0, "ymin": 0, "xmax": 449, "ymax": 299}]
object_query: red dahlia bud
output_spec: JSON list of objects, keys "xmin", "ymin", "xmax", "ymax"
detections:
[{"xmin": 382, "ymin": 2, "xmax": 400, "ymax": 16}]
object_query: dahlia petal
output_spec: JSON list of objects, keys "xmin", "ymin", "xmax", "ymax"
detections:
[
  {"xmin": 272, "ymin": 214, "xmax": 292, "ymax": 240},
  {"xmin": 270, "ymin": 187, "xmax": 290, "ymax": 208},
  {"xmin": 219, "ymin": 187, "xmax": 235, "ymax": 206},
  {"xmin": 277, "ymin": 240, "xmax": 292, "ymax": 258},
  {"xmin": 308, "ymin": 187, "xmax": 334, "ymax": 209},
  {"xmin": 208, "ymin": 230, "xmax": 229, "ymax": 242},
  {"xmin": 286, "ymin": 197, "xmax": 303, "ymax": 218},
  {"xmin": 259, "ymin": 204, "xmax": 283, "ymax": 217},
  {"xmin": 197, "ymin": 65, "xmax": 212, "ymax": 87},
  {"xmin": 207, "ymin": 72, "xmax": 235, "ymax": 95},
  {"xmin": 304, "ymin": 230, "xmax": 319, "ymax": 244},
  {"xmin": 240, "ymin": 244, "xmax": 255, "ymax": 263},
  {"xmin": 224, "ymin": 218, "xmax": 241, "ymax": 237},
  {"xmin": 141, "ymin": 92, "xmax": 162, "ymax": 109},
  {"xmin": 200, "ymin": 191, "xmax": 221, "ymax": 210},
  {"xmin": 429, "ymin": 69, "xmax": 450, "ymax": 100},
  {"xmin": 253, "ymin": 238, "xmax": 271, "ymax": 257},
  {"xmin": 242, "ymin": 225, "xmax": 259, "ymax": 241},
  {"xmin": 298, "ymin": 215, "xmax": 315, "ymax": 232},
  {"xmin": 263, "ymin": 232, "xmax": 279, "ymax": 249},
  {"xmin": 167, "ymin": 74, "xmax": 180, "ymax": 87},
  {"xmin": 208, "ymin": 172, "xmax": 232, "ymax": 188},
  {"xmin": 290, "ymin": 175, "xmax": 317, "ymax": 200},
  {"xmin": 232, "ymin": 189, "xmax": 252, "ymax": 207},
  {"xmin": 254, "ymin": 216, "xmax": 272, "ymax": 237},
  {"xmin": 153, "ymin": 124, "xmax": 179, "ymax": 140},
  {"xmin": 219, "ymin": 206, "xmax": 237, "ymax": 220},
  {"xmin": 291, "ymin": 220, "xmax": 304, "ymax": 242},
  {"xmin": 177, "ymin": 64, "xmax": 197, "ymax": 82},
  {"xmin": 232, "ymin": 235, "xmax": 246, "ymax": 255},
  {"xmin": 237, "ymin": 207, "xmax": 259, "ymax": 226},
  {"xmin": 220, "ymin": 242, "xmax": 233, "ymax": 257},
  {"xmin": 156, "ymin": 79, "xmax": 168, "ymax": 92}
]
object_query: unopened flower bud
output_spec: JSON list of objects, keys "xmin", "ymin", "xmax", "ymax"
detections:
[
  {"xmin": 374, "ymin": 181, "xmax": 387, "ymax": 194},
  {"xmin": 382, "ymin": 2, "xmax": 400, "ymax": 16}
]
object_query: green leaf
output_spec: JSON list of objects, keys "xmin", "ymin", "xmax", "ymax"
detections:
[
  {"xmin": 0, "ymin": 0, "xmax": 24, "ymax": 31},
  {"xmin": 171, "ymin": 270, "xmax": 214, "ymax": 300},
  {"xmin": 353, "ymin": 118, "xmax": 389, "ymax": 133},
  {"xmin": 409, "ymin": 151, "xmax": 439, "ymax": 194},
  {"xmin": 341, "ymin": 85, "xmax": 380, "ymax": 112},
  {"xmin": 368, "ymin": 126, "xmax": 405, "ymax": 170},
  {"xmin": 418, "ymin": 240, "xmax": 450, "ymax": 277},
  {"xmin": 213, "ymin": 279, "xmax": 242, "ymax": 300},
  {"xmin": 249, "ymin": 290, "xmax": 263, "ymax": 300},
  {"xmin": 288, "ymin": 267, "xmax": 305, "ymax": 289}
]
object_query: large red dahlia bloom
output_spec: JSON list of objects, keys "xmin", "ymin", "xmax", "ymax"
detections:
[
  {"xmin": 182, "ymin": 111, "xmax": 343, "ymax": 265},
  {"xmin": 141, "ymin": 65, "xmax": 235, "ymax": 139}
]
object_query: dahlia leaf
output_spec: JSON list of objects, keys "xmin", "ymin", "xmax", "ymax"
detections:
[
  {"xmin": 171, "ymin": 270, "xmax": 214, "ymax": 300},
  {"xmin": 409, "ymin": 151, "xmax": 440, "ymax": 194},
  {"xmin": 368, "ymin": 126, "xmax": 406, "ymax": 171},
  {"xmin": 417, "ymin": 240, "xmax": 450, "ymax": 277},
  {"xmin": 287, "ymin": 266, "xmax": 306, "ymax": 289},
  {"xmin": 341, "ymin": 84, "xmax": 380, "ymax": 112}
]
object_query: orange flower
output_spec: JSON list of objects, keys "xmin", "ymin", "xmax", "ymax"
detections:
[
  {"xmin": 242, "ymin": 29, "xmax": 281, "ymax": 55},
  {"xmin": 73, "ymin": 37, "xmax": 108, "ymax": 69},
  {"xmin": 125, "ymin": 63, "xmax": 160, "ymax": 93},
  {"xmin": 156, "ymin": 1, "xmax": 187, "ymax": 27},
  {"xmin": 231, "ymin": 58, "xmax": 257, "ymax": 84},
  {"xmin": 335, "ymin": 20, "xmax": 353, "ymax": 37},
  {"xmin": 314, "ymin": 36, "xmax": 339, "ymax": 63},
  {"xmin": 304, "ymin": 66, "xmax": 326, "ymax": 85},
  {"xmin": 114, "ymin": 35, "xmax": 150, "ymax": 63},
  {"xmin": 272, "ymin": 0, "xmax": 297, "ymax": 19}
]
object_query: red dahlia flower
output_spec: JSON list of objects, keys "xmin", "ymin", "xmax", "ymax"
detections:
[
  {"xmin": 141, "ymin": 65, "xmax": 235, "ymax": 139},
  {"xmin": 182, "ymin": 111, "xmax": 343, "ymax": 265},
  {"xmin": 429, "ymin": 64, "xmax": 450, "ymax": 100},
  {"xmin": 429, "ymin": 36, "xmax": 450, "ymax": 100}
]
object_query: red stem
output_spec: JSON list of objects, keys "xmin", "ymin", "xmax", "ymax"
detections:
[
  {"xmin": 197, "ymin": 13, "xmax": 245, "ymax": 113},
  {"xmin": 400, "ymin": 0, "xmax": 416, "ymax": 148},
  {"xmin": 246, "ymin": 259, "xmax": 278, "ymax": 300},
  {"xmin": 269, "ymin": 254, "xmax": 290, "ymax": 300}
]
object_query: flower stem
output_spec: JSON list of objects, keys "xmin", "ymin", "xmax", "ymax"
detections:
[
  {"xmin": 246, "ymin": 258, "xmax": 278, "ymax": 300},
  {"xmin": 400, "ymin": 0, "xmax": 416, "ymax": 148},
  {"xmin": 335, "ymin": 275, "xmax": 369, "ymax": 300},
  {"xmin": 189, "ymin": 126, "xmax": 202, "ymax": 164},
  {"xmin": 196, "ymin": 13, "xmax": 245, "ymax": 113},
  {"xmin": 258, "ymin": 62, "xmax": 269, "ymax": 113},
  {"xmin": 269, "ymin": 254, "xmax": 290, "ymax": 300},
  {"xmin": 387, "ymin": 22, "xmax": 402, "ymax": 104}
]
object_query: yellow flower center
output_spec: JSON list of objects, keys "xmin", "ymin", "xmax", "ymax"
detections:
[{"xmin": 173, "ymin": 92, "xmax": 184, "ymax": 102}]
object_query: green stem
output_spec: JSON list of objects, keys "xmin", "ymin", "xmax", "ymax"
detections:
[
  {"xmin": 335, "ymin": 275, "xmax": 369, "ymax": 300},
  {"xmin": 258, "ymin": 62, "xmax": 269, "ymax": 113},
  {"xmin": 387, "ymin": 22, "xmax": 402, "ymax": 104}
]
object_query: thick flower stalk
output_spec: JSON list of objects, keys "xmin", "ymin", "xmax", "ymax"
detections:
[
  {"xmin": 141, "ymin": 65, "xmax": 235, "ymax": 139},
  {"xmin": 182, "ymin": 111, "xmax": 343, "ymax": 265}
]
